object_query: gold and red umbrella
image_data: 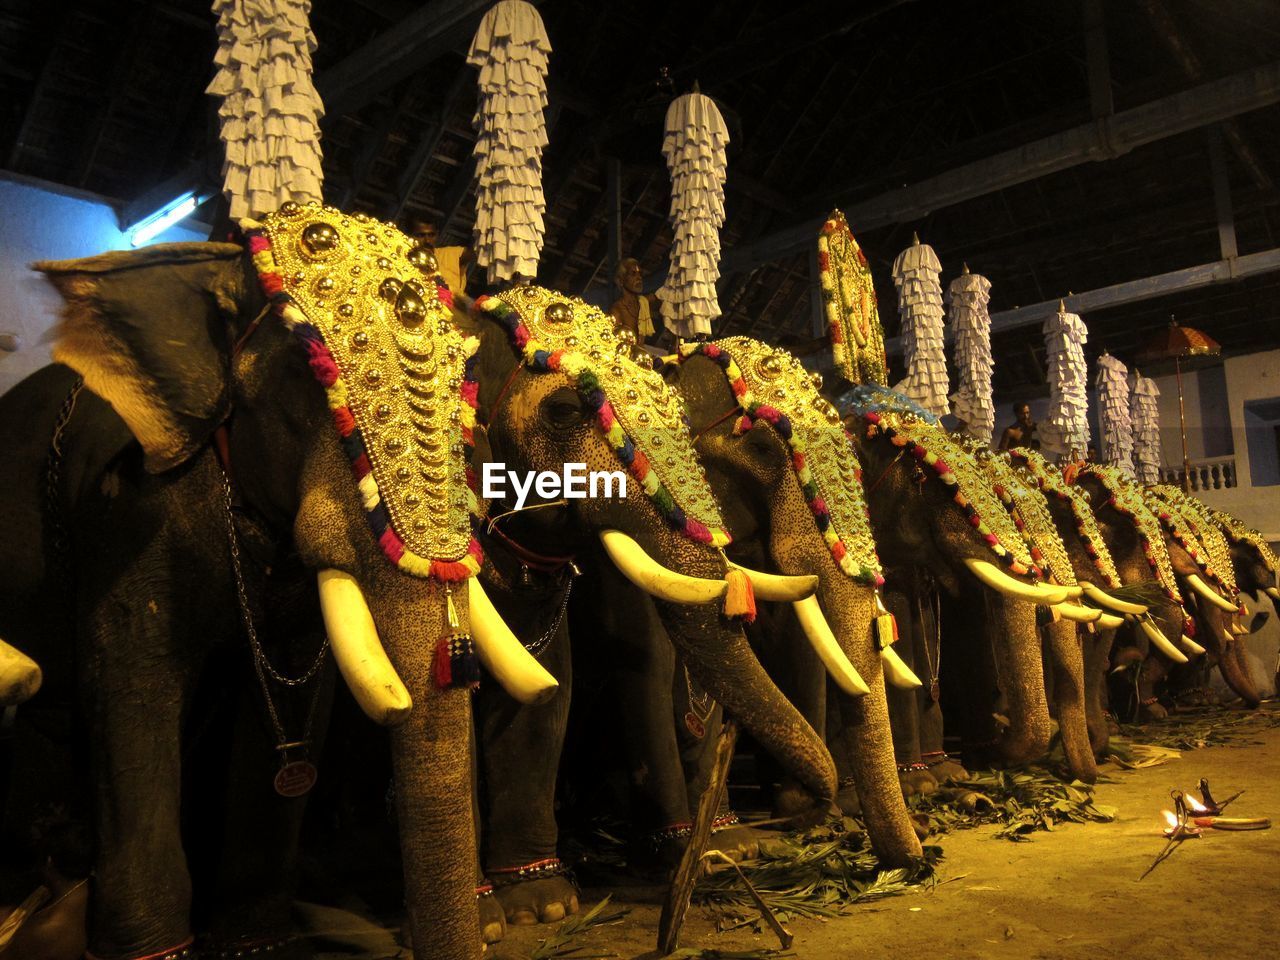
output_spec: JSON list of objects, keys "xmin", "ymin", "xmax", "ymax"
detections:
[{"xmin": 1136, "ymin": 320, "xmax": 1223, "ymax": 491}]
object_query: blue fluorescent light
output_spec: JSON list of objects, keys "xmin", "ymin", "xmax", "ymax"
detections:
[{"xmin": 128, "ymin": 191, "xmax": 200, "ymax": 247}]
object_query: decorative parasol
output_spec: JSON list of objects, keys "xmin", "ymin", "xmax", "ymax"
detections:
[
  {"xmin": 656, "ymin": 89, "xmax": 729, "ymax": 340},
  {"xmin": 1137, "ymin": 319, "xmax": 1222, "ymax": 491},
  {"xmin": 1095, "ymin": 353, "xmax": 1134, "ymax": 476},
  {"xmin": 1041, "ymin": 301, "xmax": 1091, "ymax": 461},
  {"xmin": 947, "ymin": 263, "xmax": 994, "ymax": 444},
  {"xmin": 467, "ymin": 0, "xmax": 552, "ymax": 285},
  {"xmin": 891, "ymin": 234, "xmax": 948, "ymax": 417},
  {"xmin": 207, "ymin": 0, "xmax": 325, "ymax": 221}
]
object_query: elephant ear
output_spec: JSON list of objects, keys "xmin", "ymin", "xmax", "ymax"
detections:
[{"xmin": 39, "ymin": 242, "xmax": 248, "ymax": 473}]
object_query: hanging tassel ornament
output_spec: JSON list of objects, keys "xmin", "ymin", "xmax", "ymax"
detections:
[
  {"xmin": 873, "ymin": 592, "xmax": 898, "ymax": 651},
  {"xmin": 891, "ymin": 234, "xmax": 949, "ymax": 417},
  {"xmin": 435, "ymin": 585, "xmax": 480, "ymax": 690},
  {"xmin": 1041, "ymin": 301, "xmax": 1091, "ymax": 461},
  {"xmin": 207, "ymin": 0, "xmax": 326, "ymax": 220},
  {"xmin": 1096, "ymin": 353, "xmax": 1135, "ymax": 476},
  {"xmin": 722, "ymin": 566, "xmax": 756, "ymax": 623},
  {"xmin": 467, "ymin": 0, "xmax": 551, "ymax": 284}
]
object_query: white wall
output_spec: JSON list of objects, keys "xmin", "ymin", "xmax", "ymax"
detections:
[{"xmin": 0, "ymin": 172, "xmax": 206, "ymax": 396}]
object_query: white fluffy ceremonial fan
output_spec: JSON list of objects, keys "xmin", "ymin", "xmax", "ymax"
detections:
[
  {"xmin": 891, "ymin": 235, "xmax": 949, "ymax": 417},
  {"xmin": 948, "ymin": 265, "xmax": 994, "ymax": 444},
  {"xmin": 1131, "ymin": 372, "xmax": 1162, "ymax": 483},
  {"xmin": 1095, "ymin": 353, "xmax": 1135, "ymax": 476},
  {"xmin": 656, "ymin": 91, "xmax": 729, "ymax": 339},
  {"xmin": 1040, "ymin": 303, "xmax": 1091, "ymax": 460},
  {"xmin": 208, "ymin": 0, "xmax": 325, "ymax": 221},
  {"xmin": 467, "ymin": 0, "xmax": 551, "ymax": 284}
]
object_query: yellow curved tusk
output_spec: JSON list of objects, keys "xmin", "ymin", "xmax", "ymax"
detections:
[
  {"xmin": 1265, "ymin": 586, "xmax": 1280, "ymax": 601},
  {"xmin": 1095, "ymin": 611, "xmax": 1125, "ymax": 630},
  {"xmin": 880, "ymin": 645, "xmax": 923, "ymax": 690},
  {"xmin": 1056, "ymin": 602, "xmax": 1103, "ymax": 624},
  {"xmin": 1186, "ymin": 574, "xmax": 1239, "ymax": 613},
  {"xmin": 1079, "ymin": 581, "xmax": 1148, "ymax": 616},
  {"xmin": 1139, "ymin": 616, "xmax": 1189, "ymax": 664},
  {"xmin": 790, "ymin": 596, "xmax": 871, "ymax": 697},
  {"xmin": 729, "ymin": 563, "xmax": 818, "ymax": 601},
  {"xmin": 598, "ymin": 529, "xmax": 726, "ymax": 604},
  {"xmin": 1181, "ymin": 634, "xmax": 1208, "ymax": 656},
  {"xmin": 0, "ymin": 638, "xmax": 42, "ymax": 707},
  {"xmin": 963, "ymin": 558, "xmax": 1070, "ymax": 605},
  {"xmin": 468, "ymin": 579, "xmax": 559, "ymax": 706},
  {"xmin": 318, "ymin": 569, "xmax": 413, "ymax": 726}
]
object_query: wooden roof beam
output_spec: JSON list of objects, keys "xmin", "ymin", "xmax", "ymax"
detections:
[{"xmin": 720, "ymin": 61, "xmax": 1280, "ymax": 277}]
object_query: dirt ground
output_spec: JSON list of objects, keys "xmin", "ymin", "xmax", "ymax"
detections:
[{"xmin": 305, "ymin": 711, "xmax": 1280, "ymax": 960}]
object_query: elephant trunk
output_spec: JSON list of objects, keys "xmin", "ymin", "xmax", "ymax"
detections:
[
  {"xmin": 1215, "ymin": 624, "xmax": 1261, "ymax": 708},
  {"xmin": 819, "ymin": 578, "xmax": 923, "ymax": 867},
  {"xmin": 989, "ymin": 596, "xmax": 1052, "ymax": 765},
  {"xmin": 1082, "ymin": 626, "xmax": 1115, "ymax": 758},
  {"xmin": 362, "ymin": 566, "xmax": 481, "ymax": 960},
  {"xmin": 1044, "ymin": 620, "xmax": 1097, "ymax": 783}
]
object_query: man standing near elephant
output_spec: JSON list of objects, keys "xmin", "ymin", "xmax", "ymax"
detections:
[
  {"xmin": 609, "ymin": 257, "xmax": 663, "ymax": 347},
  {"xmin": 998, "ymin": 402, "xmax": 1040, "ymax": 451}
]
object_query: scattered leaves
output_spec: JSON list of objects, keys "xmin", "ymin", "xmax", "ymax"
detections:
[{"xmin": 528, "ymin": 897, "xmax": 628, "ymax": 959}]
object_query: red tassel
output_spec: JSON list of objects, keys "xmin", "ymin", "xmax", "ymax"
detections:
[
  {"xmin": 723, "ymin": 567, "xmax": 756, "ymax": 623},
  {"xmin": 434, "ymin": 635, "xmax": 454, "ymax": 689}
]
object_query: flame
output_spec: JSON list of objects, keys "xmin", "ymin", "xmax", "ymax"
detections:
[
  {"xmin": 1163, "ymin": 810, "xmax": 1179, "ymax": 828},
  {"xmin": 1185, "ymin": 794, "xmax": 1207, "ymax": 813}
]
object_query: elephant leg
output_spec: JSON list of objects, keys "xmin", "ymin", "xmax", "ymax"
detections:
[
  {"xmin": 988, "ymin": 597, "xmax": 1052, "ymax": 766},
  {"xmin": 914, "ymin": 586, "xmax": 962, "ymax": 784},
  {"xmin": 478, "ymin": 620, "xmax": 576, "ymax": 928},
  {"xmin": 1136, "ymin": 655, "xmax": 1169, "ymax": 721},
  {"xmin": 200, "ymin": 651, "xmax": 334, "ymax": 951},
  {"xmin": 82, "ymin": 586, "xmax": 202, "ymax": 959},
  {"xmin": 1083, "ymin": 627, "xmax": 1114, "ymax": 757},
  {"xmin": 878, "ymin": 588, "xmax": 931, "ymax": 798},
  {"xmin": 1045, "ymin": 620, "xmax": 1097, "ymax": 783},
  {"xmin": 765, "ymin": 607, "xmax": 829, "ymax": 822},
  {"xmin": 939, "ymin": 590, "xmax": 1002, "ymax": 770}
]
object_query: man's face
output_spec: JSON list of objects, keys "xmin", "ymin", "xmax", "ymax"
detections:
[
  {"xmin": 621, "ymin": 261, "xmax": 644, "ymax": 295},
  {"xmin": 1016, "ymin": 404, "xmax": 1032, "ymax": 426},
  {"xmin": 411, "ymin": 222, "xmax": 439, "ymax": 246}
]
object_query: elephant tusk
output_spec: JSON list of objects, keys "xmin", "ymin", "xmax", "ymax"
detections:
[
  {"xmin": 1182, "ymin": 634, "xmax": 1208, "ymax": 656},
  {"xmin": 1095, "ymin": 611, "xmax": 1125, "ymax": 630},
  {"xmin": 1186, "ymin": 574, "xmax": 1239, "ymax": 613},
  {"xmin": 880, "ymin": 644, "xmax": 923, "ymax": 690},
  {"xmin": 468, "ymin": 578, "xmax": 559, "ymax": 705},
  {"xmin": 317, "ymin": 569, "xmax": 413, "ymax": 726},
  {"xmin": 1265, "ymin": 586, "xmax": 1280, "ymax": 601},
  {"xmin": 598, "ymin": 529, "xmax": 727, "ymax": 604},
  {"xmin": 790, "ymin": 596, "xmax": 871, "ymax": 697},
  {"xmin": 1079, "ymin": 581, "xmax": 1148, "ymax": 616},
  {"xmin": 730, "ymin": 563, "xmax": 818, "ymax": 601},
  {"xmin": 963, "ymin": 558, "xmax": 1070, "ymax": 605},
  {"xmin": 1056, "ymin": 602, "xmax": 1103, "ymax": 624},
  {"xmin": 0, "ymin": 638, "xmax": 42, "ymax": 707},
  {"xmin": 1139, "ymin": 616, "xmax": 1189, "ymax": 664}
]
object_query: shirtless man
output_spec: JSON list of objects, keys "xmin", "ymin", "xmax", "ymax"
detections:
[
  {"xmin": 998, "ymin": 402, "xmax": 1040, "ymax": 451},
  {"xmin": 609, "ymin": 257, "xmax": 661, "ymax": 345}
]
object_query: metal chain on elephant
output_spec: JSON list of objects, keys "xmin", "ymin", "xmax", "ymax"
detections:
[
  {"xmin": 523, "ymin": 575, "xmax": 574, "ymax": 659},
  {"xmin": 44, "ymin": 376, "xmax": 85, "ymax": 588},
  {"xmin": 219, "ymin": 470, "xmax": 328, "ymax": 797}
]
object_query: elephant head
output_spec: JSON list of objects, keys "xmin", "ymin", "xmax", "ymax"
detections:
[
  {"xmin": 39, "ymin": 204, "xmax": 557, "ymax": 959},
  {"xmin": 1212, "ymin": 509, "xmax": 1280, "ymax": 601},
  {"xmin": 838, "ymin": 387, "xmax": 1068, "ymax": 767},
  {"xmin": 453, "ymin": 288, "xmax": 837, "ymax": 805},
  {"xmin": 666, "ymin": 337, "xmax": 922, "ymax": 867}
]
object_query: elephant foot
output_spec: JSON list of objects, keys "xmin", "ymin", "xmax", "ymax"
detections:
[
  {"xmin": 708, "ymin": 819, "xmax": 765, "ymax": 862},
  {"xmin": 1138, "ymin": 697, "xmax": 1168, "ymax": 722},
  {"xmin": 922, "ymin": 751, "xmax": 968, "ymax": 784},
  {"xmin": 489, "ymin": 860, "xmax": 579, "ymax": 927},
  {"xmin": 477, "ymin": 885, "xmax": 508, "ymax": 944},
  {"xmin": 897, "ymin": 762, "xmax": 938, "ymax": 798},
  {"xmin": 835, "ymin": 779, "xmax": 862, "ymax": 817}
]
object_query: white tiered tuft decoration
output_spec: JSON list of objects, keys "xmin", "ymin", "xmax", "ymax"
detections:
[
  {"xmin": 1095, "ymin": 353, "xmax": 1134, "ymax": 476},
  {"xmin": 1041, "ymin": 304, "xmax": 1091, "ymax": 460},
  {"xmin": 891, "ymin": 236, "xmax": 949, "ymax": 417},
  {"xmin": 656, "ymin": 91, "xmax": 729, "ymax": 339},
  {"xmin": 948, "ymin": 267, "xmax": 994, "ymax": 444},
  {"xmin": 467, "ymin": 0, "xmax": 551, "ymax": 285},
  {"xmin": 208, "ymin": 0, "xmax": 326, "ymax": 221},
  {"xmin": 1131, "ymin": 372, "xmax": 1162, "ymax": 484}
]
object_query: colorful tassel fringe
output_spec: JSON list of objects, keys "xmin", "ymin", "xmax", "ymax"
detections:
[{"xmin": 723, "ymin": 566, "xmax": 756, "ymax": 623}]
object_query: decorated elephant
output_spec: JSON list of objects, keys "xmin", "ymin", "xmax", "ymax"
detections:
[
  {"xmin": 450, "ymin": 289, "xmax": 841, "ymax": 935},
  {"xmin": 838, "ymin": 388, "xmax": 1074, "ymax": 783}
]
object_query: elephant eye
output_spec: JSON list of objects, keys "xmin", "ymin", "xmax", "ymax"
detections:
[{"xmin": 540, "ymin": 388, "xmax": 586, "ymax": 431}]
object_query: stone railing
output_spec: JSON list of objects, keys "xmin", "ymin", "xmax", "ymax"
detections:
[{"xmin": 1160, "ymin": 456, "xmax": 1237, "ymax": 491}]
